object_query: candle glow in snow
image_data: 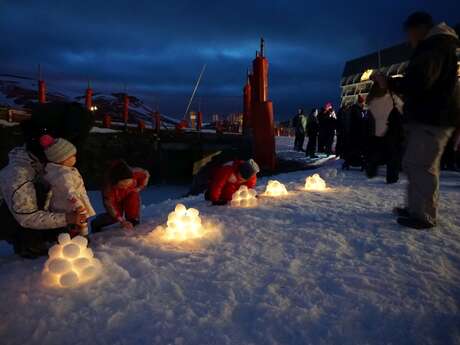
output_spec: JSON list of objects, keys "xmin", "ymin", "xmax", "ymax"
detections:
[
  {"xmin": 231, "ymin": 185, "xmax": 257, "ymax": 207},
  {"xmin": 264, "ymin": 180, "xmax": 288, "ymax": 197},
  {"xmin": 304, "ymin": 173, "xmax": 327, "ymax": 191},
  {"xmin": 42, "ymin": 233, "xmax": 101, "ymax": 288},
  {"xmin": 159, "ymin": 203, "xmax": 205, "ymax": 241}
]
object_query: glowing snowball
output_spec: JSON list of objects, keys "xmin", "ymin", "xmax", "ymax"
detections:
[
  {"xmin": 42, "ymin": 235, "xmax": 101, "ymax": 288},
  {"xmin": 72, "ymin": 236, "xmax": 88, "ymax": 248},
  {"xmin": 231, "ymin": 185, "xmax": 257, "ymax": 207},
  {"xmin": 48, "ymin": 245, "xmax": 61, "ymax": 258},
  {"xmin": 48, "ymin": 258, "xmax": 71, "ymax": 274},
  {"xmin": 73, "ymin": 257, "xmax": 91, "ymax": 272},
  {"xmin": 63, "ymin": 243, "xmax": 80, "ymax": 259},
  {"xmin": 305, "ymin": 173, "xmax": 327, "ymax": 191},
  {"xmin": 60, "ymin": 271, "xmax": 79, "ymax": 287},
  {"xmin": 264, "ymin": 180, "xmax": 288, "ymax": 197},
  {"xmin": 58, "ymin": 233, "xmax": 71, "ymax": 245},
  {"xmin": 161, "ymin": 204, "xmax": 206, "ymax": 241}
]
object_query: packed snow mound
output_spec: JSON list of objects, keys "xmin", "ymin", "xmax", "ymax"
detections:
[
  {"xmin": 305, "ymin": 173, "xmax": 327, "ymax": 191},
  {"xmin": 264, "ymin": 180, "xmax": 288, "ymax": 197},
  {"xmin": 231, "ymin": 185, "xmax": 257, "ymax": 207},
  {"xmin": 323, "ymin": 168, "xmax": 338, "ymax": 179},
  {"xmin": 42, "ymin": 234, "xmax": 101, "ymax": 288}
]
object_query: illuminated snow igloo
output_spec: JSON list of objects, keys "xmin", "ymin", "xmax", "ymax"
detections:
[
  {"xmin": 42, "ymin": 234, "xmax": 102, "ymax": 288},
  {"xmin": 158, "ymin": 203, "xmax": 206, "ymax": 241},
  {"xmin": 304, "ymin": 173, "xmax": 327, "ymax": 191},
  {"xmin": 231, "ymin": 185, "xmax": 257, "ymax": 207},
  {"xmin": 264, "ymin": 180, "xmax": 288, "ymax": 197}
]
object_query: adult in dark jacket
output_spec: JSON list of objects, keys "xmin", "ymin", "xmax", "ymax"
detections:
[
  {"xmin": 365, "ymin": 81, "xmax": 405, "ymax": 183},
  {"xmin": 317, "ymin": 103, "xmax": 337, "ymax": 154},
  {"xmin": 342, "ymin": 96, "xmax": 367, "ymax": 169},
  {"xmin": 306, "ymin": 108, "xmax": 319, "ymax": 158},
  {"xmin": 292, "ymin": 108, "xmax": 307, "ymax": 151},
  {"xmin": 335, "ymin": 105, "xmax": 350, "ymax": 158},
  {"xmin": 376, "ymin": 12, "xmax": 460, "ymax": 229}
]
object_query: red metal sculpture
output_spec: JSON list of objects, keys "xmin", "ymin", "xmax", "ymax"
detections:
[
  {"xmin": 85, "ymin": 86, "xmax": 93, "ymax": 110},
  {"xmin": 246, "ymin": 38, "xmax": 276, "ymax": 171},
  {"xmin": 38, "ymin": 80, "xmax": 46, "ymax": 104},
  {"xmin": 123, "ymin": 94, "xmax": 129, "ymax": 124}
]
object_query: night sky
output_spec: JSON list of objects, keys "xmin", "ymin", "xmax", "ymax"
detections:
[{"xmin": 1, "ymin": 0, "xmax": 459, "ymax": 121}]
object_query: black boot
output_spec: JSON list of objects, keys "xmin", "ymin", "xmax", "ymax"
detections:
[
  {"xmin": 393, "ymin": 207, "xmax": 410, "ymax": 218},
  {"xmin": 397, "ymin": 217, "xmax": 435, "ymax": 230}
]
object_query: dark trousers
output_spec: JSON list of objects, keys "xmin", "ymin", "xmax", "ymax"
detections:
[
  {"xmin": 318, "ymin": 131, "xmax": 334, "ymax": 154},
  {"xmin": 91, "ymin": 213, "xmax": 118, "ymax": 233},
  {"xmin": 294, "ymin": 133, "xmax": 305, "ymax": 151},
  {"xmin": 306, "ymin": 135, "xmax": 317, "ymax": 157},
  {"xmin": 0, "ymin": 202, "xmax": 66, "ymax": 257},
  {"xmin": 91, "ymin": 213, "xmax": 140, "ymax": 233},
  {"xmin": 366, "ymin": 135, "xmax": 401, "ymax": 183}
]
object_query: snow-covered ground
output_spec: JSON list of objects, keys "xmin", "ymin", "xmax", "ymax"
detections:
[
  {"xmin": 276, "ymin": 136, "xmax": 337, "ymax": 166},
  {"xmin": 1, "ymin": 137, "xmax": 460, "ymax": 345}
]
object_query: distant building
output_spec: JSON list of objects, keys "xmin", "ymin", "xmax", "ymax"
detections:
[{"xmin": 340, "ymin": 23, "xmax": 460, "ymax": 107}]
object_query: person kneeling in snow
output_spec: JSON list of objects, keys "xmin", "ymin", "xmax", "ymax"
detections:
[
  {"xmin": 91, "ymin": 160, "xmax": 149, "ymax": 232},
  {"xmin": 40, "ymin": 135, "xmax": 95, "ymax": 237},
  {"xmin": 205, "ymin": 159, "xmax": 260, "ymax": 205}
]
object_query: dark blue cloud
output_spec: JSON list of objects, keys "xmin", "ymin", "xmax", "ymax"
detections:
[{"xmin": 1, "ymin": 0, "xmax": 459, "ymax": 120}]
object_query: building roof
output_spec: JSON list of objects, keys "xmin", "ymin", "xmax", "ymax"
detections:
[{"xmin": 342, "ymin": 42, "xmax": 413, "ymax": 77}]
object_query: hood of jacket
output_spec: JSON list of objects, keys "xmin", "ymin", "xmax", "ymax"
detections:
[
  {"xmin": 426, "ymin": 22, "xmax": 459, "ymax": 40},
  {"xmin": 7, "ymin": 146, "xmax": 43, "ymax": 172}
]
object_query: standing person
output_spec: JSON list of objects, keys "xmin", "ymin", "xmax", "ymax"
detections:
[
  {"xmin": 205, "ymin": 159, "xmax": 259, "ymax": 205},
  {"xmin": 91, "ymin": 160, "xmax": 150, "ymax": 232},
  {"xmin": 335, "ymin": 105, "xmax": 350, "ymax": 158},
  {"xmin": 292, "ymin": 108, "xmax": 307, "ymax": 151},
  {"xmin": 376, "ymin": 12, "xmax": 460, "ymax": 229},
  {"xmin": 318, "ymin": 102, "xmax": 337, "ymax": 155},
  {"xmin": 306, "ymin": 108, "xmax": 319, "ymax": 158},
  {"xmin": 365, "ymin": 81, "xmax": 404, "ymax": 183},
  {"xmin": 342, "ymin": 96, "xmax": 367, "ymax": 169}
]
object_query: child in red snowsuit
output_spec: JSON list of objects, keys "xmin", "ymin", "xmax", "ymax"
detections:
[
  {"xmin": 91, "ymin": 160, "xmax": 149, "ymax": 232},
  {"xmin": 206, "ymin": 159, "xmax": 260, "ymax": 205}
]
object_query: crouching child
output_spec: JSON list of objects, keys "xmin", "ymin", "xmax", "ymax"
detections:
[
  {"xmin": 91, "ymin": 160, "xmax": 149, "ymax": 232},
  {"xmin": 205, "ymin": 159, "xmax": 260, "ymax": 205}
]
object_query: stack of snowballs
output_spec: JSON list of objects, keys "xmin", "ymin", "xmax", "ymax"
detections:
[
  {"xmin": 264, "ymin": 180, "xmax": 288, "ymax": 197},
  {"xmin": 231, "ymin": 185, "xmax": 258, "ymax": 207},
  {"xmin": 162, "ymin": 203, "xmax": 205, "ymax": 241},
  {"xmin": 304, "ymin": 173, "xmax": 327, "ymax": 191},
  {"xmin": 42, "ymin": 234, "xmax": 102, "ymax": 288}
]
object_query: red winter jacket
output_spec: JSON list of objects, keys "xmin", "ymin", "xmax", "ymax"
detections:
[
  {"xmin": 102, "ymin": 168, "xmax": 150, "ymax": 221},
  {"xmin": 208, "ymin": 160, "xmax": 257, "ymax": 203}
]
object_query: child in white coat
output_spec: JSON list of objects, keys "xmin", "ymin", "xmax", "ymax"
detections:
[{"xmin": 40, "ymin": 135, "xmax": 95, "ymax": 236}]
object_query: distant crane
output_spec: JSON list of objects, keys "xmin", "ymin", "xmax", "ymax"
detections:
[{"xmin": 183, "ymin": 64, "xmax": 207, "ymax": 121}]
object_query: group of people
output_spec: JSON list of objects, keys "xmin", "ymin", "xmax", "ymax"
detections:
[
  {"xmin": 293, "ymin": 11, "xmax": 460, "ymax": 230},
  {"xmin": 292, "ymin": 103, "xmax": 337, "ymax": 158},
  {"xmin": 0, "ymin": 11, "xmax": 459, "ymax": 260},
  {"xmin": 0, "ymin": 107, "xmax": 260, "ymax": 259}
]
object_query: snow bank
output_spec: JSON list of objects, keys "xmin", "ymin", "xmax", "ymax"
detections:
[
  {"xmin": 0, "ymin": 119, "xmax": 20, "ymax": 127},
  {"xmin": 90, "ymin": 127, "xmax": 121, "ymax": 134},
  {"xmin": 1, "ymin": 140, "xmax": 460, "ymax": 344}
]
